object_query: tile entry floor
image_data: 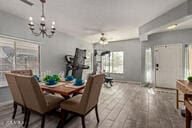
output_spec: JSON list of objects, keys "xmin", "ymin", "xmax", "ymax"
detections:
[{"xmin": 0, "ymin": 82, "xmax": 185, "ymax": 128}]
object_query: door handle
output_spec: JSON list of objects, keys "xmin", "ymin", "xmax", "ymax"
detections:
[{"xmin": 156, "ymin": 64, "xmax": 159, "ymax": 70}]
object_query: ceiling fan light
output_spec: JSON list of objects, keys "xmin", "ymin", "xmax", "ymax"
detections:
[
  {"xmin": 99, "ymin": 33, "xmax": 109, "ymax": 45},
  {"xmin": 99, "ymin": 40, "xmax": 104, "ymax": 44}
]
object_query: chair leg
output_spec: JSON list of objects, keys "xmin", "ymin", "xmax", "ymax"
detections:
[
  {"xmin": 41, "ymin": 115, "xmax": 45, "ymax": 128},
  {"xmin": 186, "ymin": 108, "xmax": 191, "ymax": 128},
  {"xmin": 81, "ymin": 116, "xmax": 86, "ymax": 128},
  {"xmin": 22, "ymin": 106, "xmax": 25, "ymax": 113},
  {"xmin": 25, "ymin": 110, "xmax": 31, "ymax": 128},
  {"xmin": 95, "ymin": 105, "xmax": 100, "ymax": 123},
  {"xmin": 23, "ymin": 108, "xmax": 28, "ymax": 126},
  {"xmin": 57, "ymin": 109, "xmax": 66, "ymax": 128},
  {"xmin": 12, "ymin": 102, "xmax": 17, "ymax": 119}
]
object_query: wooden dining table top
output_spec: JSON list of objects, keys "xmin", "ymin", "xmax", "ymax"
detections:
[
  {"xmin": 176, "ymin": 80, "xmax": 192, "ymax": 94},
  {"xmin": 39, "ymin": 81, "xmax": 85, "ymax": 96}
]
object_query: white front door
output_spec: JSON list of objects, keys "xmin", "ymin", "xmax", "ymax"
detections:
[{"xmin": 154, "ymin": 44, "xmax": 182, "ymax": 89}]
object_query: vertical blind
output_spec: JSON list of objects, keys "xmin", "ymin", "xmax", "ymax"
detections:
[{"xmin": 0, "ymin": 37, "xmax": 40, "ymax": 87}]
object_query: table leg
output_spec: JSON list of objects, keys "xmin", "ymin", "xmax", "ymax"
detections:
[
  {"xmin": 176, "ymin": 89, "xmax": 179, "ymax": 109},
  {"xmin": 109, "ymin": 81, "xmax": 113, "ymax": 86},
  {"xmin": 62, "ymin": 95, "xmax": 70, "ymax": 100}
]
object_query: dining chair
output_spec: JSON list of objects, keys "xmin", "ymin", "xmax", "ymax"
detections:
[
  {"xmin": 185, "ymin": 94, "xmax": 192, "ymax": 128},
  {"xmin": 5, "ymin": 73, "xmax": 27, "ymax": 126},
  {"xmin": 58, "ymin": 74, "xmax": 104, "ymax": 128},
  {"xmin": 15, "ymin": 75, "xmax": 64, "ymax": 128},
  {"xmin": 11, "ymin": 70, "xmax": 33, "ymax": 112},
  {"xmin": 11, "ymin": 69, "xmax": 33, "ymax": 76}
]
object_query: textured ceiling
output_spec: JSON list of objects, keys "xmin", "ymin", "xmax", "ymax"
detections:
[{"xmin": 0, "ymin": 0, "xmax": 186, "ymax": 43}]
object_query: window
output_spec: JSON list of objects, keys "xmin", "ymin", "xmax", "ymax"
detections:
[
  {"xmin": 145, "ymin": 48, "xmax": 152, "ymax": 83},
  {"xmin": 184, "ymin": 44, "xmax": 192, "ymax": 79},
  {"xmin": 0, "ymin": 38, "xmax": 14, "ymax": 86},
  {"xmin": 0, "ymin": 37, "xmax": 40, "ymax": 87},
  {"xmin": 102, "ymin": 51, "xmax": 124, "ymax": 74},
  {"xmin": 16, "ymin": 41, "xmax": 39, "ymax": 75}
]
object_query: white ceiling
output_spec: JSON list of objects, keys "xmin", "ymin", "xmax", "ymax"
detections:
[{"xmin": 0, "ymin": 0, "xmax": 186, "ymax": 43}]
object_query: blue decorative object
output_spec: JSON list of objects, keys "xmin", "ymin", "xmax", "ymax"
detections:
[
  {"xmin": 74, "ymin": 79, "xmax": 84, "ymax": 86},
  {"xmin": 33, "ymin": 75, "xmax": 41, "ymax": 82},
  {"xmin": 65, "ymin": 76, "xmax": 74, "ymax": 81},
  {"xmin": 46, "ymin": 78, "xmax": 57, "ymax": 85}
]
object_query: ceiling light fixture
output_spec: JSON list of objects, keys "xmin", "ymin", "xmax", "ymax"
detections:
[
  {"xmin": 167, "ymin": 24, "xmax": 177, "ymax": 30},
  {"xmin": 99, "ymin": 33, "xmax": 108, "ymax": 45},
  {"xmin": 28, "ymin": 0, "xmax": 56, "ymax": 38}
]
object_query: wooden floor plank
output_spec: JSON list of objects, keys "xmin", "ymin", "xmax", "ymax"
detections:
[{"xmin": 0, "ymin": 82, "xmax": 185, "ymax": 128}]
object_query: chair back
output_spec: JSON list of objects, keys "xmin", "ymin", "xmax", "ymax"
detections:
[
  {"xmin": 11, "ymin": 69, "xmax": 33, "ymax": 76},
  {"xmin": 80, "ymin": 74, "xmax": 104, "ymax": 113},
  {"xmin": 5, "ymin": 73, "xmax": 25, "ymax": 105},
  {"xmin": 15, "ymin": 75, "xmax": 47, "ymax": 113}
]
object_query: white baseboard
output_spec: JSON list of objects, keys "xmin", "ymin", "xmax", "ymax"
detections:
[
  {"xmin": 113, "ymin": 80, "xmax": 141, "ymax": 85},
  {"xmin": 0, "ymin": 100, "xmax": 13, "ymax": 107}
]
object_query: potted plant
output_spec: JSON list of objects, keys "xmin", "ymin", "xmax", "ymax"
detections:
[
  {"xmin": 188, "ymin": 76, "xmax": 192, "ymax": 83},
  {"xmin": 43, "ymin": 75, "xmax": 61, "ymax": 85}
]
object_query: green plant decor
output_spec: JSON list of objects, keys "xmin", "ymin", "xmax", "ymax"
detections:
[
  {"xmin": 43, "ymin": 75, "xmax": 52, "ymax": 82},
  {"xmin": 43, "ymin": 75, "xmax": 61, "ymax": 82},
  {"xmin": 52, "ymin": 75, "xmax": 61, "ymax": 82},
  {"xmin": 188, "ymin": 76, "xmax": 192, "ymax": 82}
]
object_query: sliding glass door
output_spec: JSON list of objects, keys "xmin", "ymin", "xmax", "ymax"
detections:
[{"xmin": 0, "ymin": 37, "xmax": 40, "ymax": 87}]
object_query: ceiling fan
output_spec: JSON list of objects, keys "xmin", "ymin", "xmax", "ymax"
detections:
[
  {"xmin": 99, "ymin": 33, "xmax": 108, "ymax": 45},
  {"xmin": 20, "ymin": 0, "xmax": 34, "ymax": 6},
  {"xmin": 83, "ymin": 27, "xmax": 115, "ymax": 35}
]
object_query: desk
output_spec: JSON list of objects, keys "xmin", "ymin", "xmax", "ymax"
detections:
[
  {"xmin": 176, "ymin": 80, "xmax": 192, "ymax": 109},
  {"xmin": 40, "ymin": 81, "xmax": 85, "ymax": 98}
]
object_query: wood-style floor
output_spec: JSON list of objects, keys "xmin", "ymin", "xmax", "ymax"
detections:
[{"xmin": 0, "ymin": 82, "xmax": 185, "ymax": 128}]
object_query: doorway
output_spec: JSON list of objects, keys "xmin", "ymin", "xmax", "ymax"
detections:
[{"xmin": 154, "ymin": 44, "xmax": 182, "ymax": 89}]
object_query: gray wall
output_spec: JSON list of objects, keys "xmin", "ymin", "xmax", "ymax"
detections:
[
  {"xmin": 141, "ymin": 29, "xmax": 192, "ymax": 84},
  {"xmin": 40, "ymin": 33, "xmax": 93, "ymax": 74},
  {"xmin": 0, "ymin": 10, "xmax": 92, "ymax": 103},
  {"xmin": 94, "ymin": 39, "xmax": 141, "ymax": 82}
]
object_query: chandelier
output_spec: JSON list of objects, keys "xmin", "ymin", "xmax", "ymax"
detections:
[{"xmin": 28, "ymin": 0, "xmax": 56, "ymax": 38}]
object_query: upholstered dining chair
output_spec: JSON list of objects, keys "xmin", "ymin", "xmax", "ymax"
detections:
[
  {"xmin": 58, "ymin": 74, "xmax": 104, "ymax": 128},
  {"xmin": 11, "ymin": 69, "xmax": 33, "ymax": 76},
  {"xmin": 5, "ymin": 73, "xmax": 27, "ymax": 126},
  {"xmin": 185, "ymin": 94, "xmax": 192, "ymax": 128},
  {"xmin": 15, "ymin": 75, "xmax": 64, "ymax": 128},
  {"xmin": 10, "ymin": 70, "xmax": 33, "ymax": 113}
]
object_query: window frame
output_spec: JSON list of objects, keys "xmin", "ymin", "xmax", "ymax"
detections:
[
  {"xmin": 110, "ymin": 51, "xmax": 124, "ymax": 74},
  {"xmin": 0, "ymin": 36, "xmax": 40, "ymax": 87},
  {"xmin": 102, "ymin": 51, "xmax": 124, "ymax": 74}
]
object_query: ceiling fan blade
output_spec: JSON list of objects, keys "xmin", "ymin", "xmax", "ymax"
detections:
[
  {"xmin": 83, "ymin": 27, "xmax": 116, "ymax": 33},
  {"xmin": 20, "ymin": 0, "xmax": 34, "ymax": 6}
]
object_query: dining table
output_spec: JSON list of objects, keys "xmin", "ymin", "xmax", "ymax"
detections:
[
  {"xmin": 39, "ymin": 81, "xmax": 85, "ymax": 99},
  {"xmin": 39, "ymin": 80, "xmax": 85, "ymax": 125},
  {"xmin": 176, "ymin": 80, "xmax": 192, "ymax": 109}
]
